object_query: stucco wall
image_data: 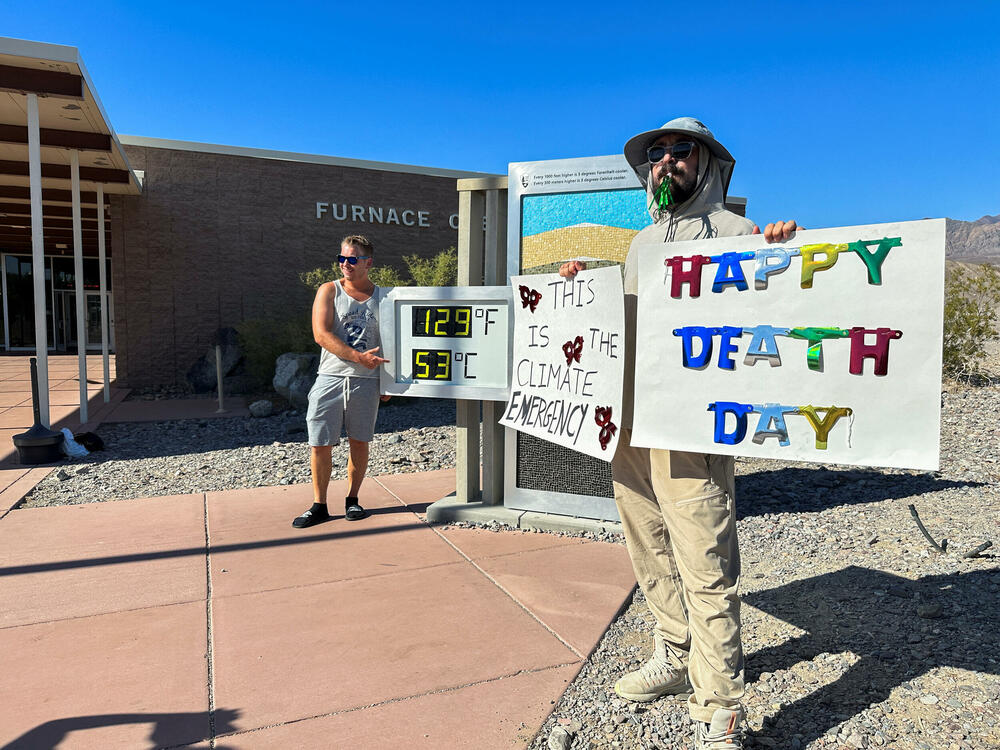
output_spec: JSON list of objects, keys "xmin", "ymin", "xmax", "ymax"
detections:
[{"xmin": 112, "ymin": 145, "xmax": 472, "ymax": 387}]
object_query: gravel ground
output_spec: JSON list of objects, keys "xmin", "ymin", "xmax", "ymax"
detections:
[
  {"xmin": 526, "ymin": 382, "xmax": 1000, "ymax": 750},
  {"xmin": 13, "ymin": 381, "xmax": 1000, "ymax": 750},
  {"xmin": 18, "ymin": 397, "xmax": 457, "ymax": 507}
]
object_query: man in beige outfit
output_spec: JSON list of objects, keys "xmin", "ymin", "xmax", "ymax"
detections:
[{"xmin": 561, "ymin": 118, "xmax": 798, "ymax": 749}]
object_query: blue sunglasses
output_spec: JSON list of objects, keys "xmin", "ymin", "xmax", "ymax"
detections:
[{"xmin": 338, "ymin": 255, "xmax": 371, "ymax": 265}]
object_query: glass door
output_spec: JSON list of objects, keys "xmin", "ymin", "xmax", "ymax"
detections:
[
  {"xmin": 55, "ymin": 291, "xmax": 76, "ymax": 351},
  {"xmin": 85, "ymin": 292, "xmax": 114, "ymax": 351}
]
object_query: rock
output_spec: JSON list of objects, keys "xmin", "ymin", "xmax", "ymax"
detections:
[
  {"xmin": 249, "ymin": 400, "xmax": 273, "ymax": 418},
  {"xmin": 917, "ymin": 603, "xmax": 943, "ymax": 619},
  {"xmin": 55, "ymin": 469, "xmax": 70, "ymax": 481},
  {"xmin": 547, "ymin": 726, "xmax": 572, "ymax": 750},
  {"xmin": 186, "ymin": 327, "xmax": 243, "ymax": 393},
  {"xmin": 920, "ymin": 694, "xmax": 939, "ymax": 705},
  {"xmin": 272, "ymin": 353, "xmax": 319, "ymax": 411}
]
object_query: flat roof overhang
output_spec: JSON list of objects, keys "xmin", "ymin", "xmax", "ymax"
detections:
[{"xmin": 0, "ymin": 36, "xmax": 142, "ymax": 257}]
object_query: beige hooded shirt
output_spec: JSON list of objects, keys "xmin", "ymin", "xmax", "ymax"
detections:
[{"xmin": 620, "ymin": 147, "xmax": 756, "ymax": 428}]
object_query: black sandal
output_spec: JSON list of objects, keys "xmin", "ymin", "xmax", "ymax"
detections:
[{"xmin": 345, "ymin": 497, "xmax": 367, "ymax": 521}]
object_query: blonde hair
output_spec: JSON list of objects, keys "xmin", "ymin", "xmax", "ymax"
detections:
[{"xmin": 341, "ymin": 234, "xmax": 374, "ymax": 257}]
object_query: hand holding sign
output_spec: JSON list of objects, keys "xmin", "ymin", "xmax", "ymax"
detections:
[{"xmin": 501, "ymin": 265, "xmax": 625, "ymax": 460}]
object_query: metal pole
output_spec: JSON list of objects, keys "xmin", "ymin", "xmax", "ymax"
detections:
[
  {"xmin": 97, "ymin": 185, "xmax": 110, "ymax": 402},
  {"xmin": 215, "ymin": 344, "xmax": 225, "ymax": 413},
  {"xmin": 27, "ymin": 93, "xmax": 50, "ymax": 427},
  {"xmin": 71, "ymin": 152, "xmax": 88, "ymax": 425}
]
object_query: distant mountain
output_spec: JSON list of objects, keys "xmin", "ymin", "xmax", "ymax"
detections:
[{"xmin": 946, "ymin": 214, "xmax": 1000, "ymax": 264}]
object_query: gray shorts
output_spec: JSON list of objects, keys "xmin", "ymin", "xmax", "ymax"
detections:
[{"xmin": 306, "ymin": 374, "xmax": 380, "ymax": 446}]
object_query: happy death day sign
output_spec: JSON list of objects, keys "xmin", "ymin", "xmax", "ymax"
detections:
[
  {"xmin": 501, "ymin": 265, "xmax": 626, "ymax": 460},
  {"xmin": 631, "ymin": 219, "xmax": 945, "ymax": 471}
]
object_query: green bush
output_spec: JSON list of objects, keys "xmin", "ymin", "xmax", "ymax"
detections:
[
  {"xmin": 298, "ymin": 263, "xmax": 341, "ymax": 291},
  {"xmin": 237, "ymin": 315, "xmax": 314, "ymax": 386},
  {"xmin": 370, "ymin": 266, "xmax": 411, "ymax": 288},
  {"xmin": 942, "ymin": 262, "xmax": 1000, "ymax": 377},
  {"xmin": 404, "ymin": 246, "xmax": 458, "ymax": 286},
  {"xmin": 298, "ymin": 262, "xmax": 411, "ymax": 290},
  {"xmin": 299, "ymin": 247, "xmax": 457, "ymax": 291}
]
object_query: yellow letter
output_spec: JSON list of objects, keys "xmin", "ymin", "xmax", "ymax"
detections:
[{"xmin": 800, "ymin": 243, "xmax": 847, "ymax": 289}]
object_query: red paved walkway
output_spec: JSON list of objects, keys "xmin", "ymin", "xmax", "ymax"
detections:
[{"xmin": 0, "ymin": 468, "xmax": 636, "ymax": 749}]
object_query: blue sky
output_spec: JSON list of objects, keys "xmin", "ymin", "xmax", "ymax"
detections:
[{"xmin": 4, "ymin": 1, "xmax": 998, "ymax": 230}]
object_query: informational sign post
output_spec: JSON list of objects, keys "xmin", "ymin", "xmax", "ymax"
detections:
[
  {"xmin": 500, "ymin": 266, "xmax": 626, "ymax": 460},
  {"xmin": 379, "ymin": 286, "xmax": 513, "ymax": 400},
  {"xmin": 631, "ymin": 219, "xmax": 945, "ymax": 470}
]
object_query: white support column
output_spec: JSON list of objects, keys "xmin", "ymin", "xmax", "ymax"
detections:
[
  {"xmin": 27, "ymin": 93, "xmax": 50, "ymax": 426},
  {"xmin": 455, "ymin": 189, "xmax": 485, "ymax": 503},
  {"xmin": 97, "ymin": 185, "xmax": 110, "ymax": 402},
  {"xmin": 71, "ymin": 152, "xmax": 88, "ymax": 424},
  {"xmin": 481, "ymin": 188, "xmax": 508, "ymax": 506}
]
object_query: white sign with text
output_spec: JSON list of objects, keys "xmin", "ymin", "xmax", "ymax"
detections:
[
  {"xmin": 630, "ymin": 219, "xmax": 945, "ymax": 470},
  {"xmin": 501, "ymin": 265, "xmax": 626, "ymax": 460}
]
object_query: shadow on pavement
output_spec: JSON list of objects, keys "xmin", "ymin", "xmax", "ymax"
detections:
[
  {"xmin": 0, "ymin": 516, "xmax": 433, "ymax": 578},
  {"xmin": 1, "ymin": 708, "xmax": 241, "ymax": 749}
]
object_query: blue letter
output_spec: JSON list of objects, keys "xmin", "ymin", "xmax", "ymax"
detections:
[
  {"xmin": 743, "ymin": 325, "xmax": 791, "ymax": 367},
  {"xmin": 717, "ymin": 326, "xmax": 743, "ymax": 370},
  {"xmin": 672, "ymin": 326, "xmax": 718, "ymax": 369},
  {"xmin": 711, "ymin": 251, "xmax": 755, "ymax": 293},
  {"xmin": 754, "ymin": 247, "xmax": 800, "ymax": 290},
  {"xmin": 707, "ymin": 401, "xmax": 754, "ymax": 445},
  {"xmin": 751, "ymin": 403, "xmax": 798, "ymax": 446}
]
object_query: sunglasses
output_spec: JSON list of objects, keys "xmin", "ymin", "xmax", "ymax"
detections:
[
  {"xmin": 647, "ymin": 141, "xmax": 696, "ymax": 163},
  {"xmin": 338, "ymin": 255, "xmax": 371, "ymax": 265}
]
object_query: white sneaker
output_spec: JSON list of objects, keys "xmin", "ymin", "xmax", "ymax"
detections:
[
  {"xmin": 694, "ymin": 707, "xmax": 745, "ymax": 749},
  {"xmin": 614, "ymin": 634, "xmax": 691, "ymax": 702}
]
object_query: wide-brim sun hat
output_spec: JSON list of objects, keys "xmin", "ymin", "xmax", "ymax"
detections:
[{"xmin": 624, "ymin": 116, "xmax": 737, "ymax": 195}]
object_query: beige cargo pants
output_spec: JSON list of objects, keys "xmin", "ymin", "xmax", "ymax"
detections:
[{"xmin": 612, "ymin": 428, "xmax": 744, "ymax": 723}]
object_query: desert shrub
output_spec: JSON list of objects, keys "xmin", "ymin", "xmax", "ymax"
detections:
[
  {"xmin": 298, "ymin": 263, "xmax": 341, "ymax": 291},
  {"xmin": 237, "ymin": 315, "xmax": 314, "ymax": 386},
  {"xmin": 298, "ymin": 263, "xmax": 410, "ymax": 290},
  {"xmin": 299, "ymin": 247, "xmax": 457, "ymax": 291},
  {"xmin": 370, "ymin": 266, "xmax": 411, "ymax": 288},
  {"xmin": 404, "ymin": 246, "xmax": 458, "ymax": 286},
  {"xmin": 942, "ymin": 262, "xmax": 1000, "ymax": 377}
]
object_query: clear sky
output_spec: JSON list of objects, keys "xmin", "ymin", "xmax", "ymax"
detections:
[{"xmin": 4, "ymin": 0, "xmax": 998, "ymax": 230}]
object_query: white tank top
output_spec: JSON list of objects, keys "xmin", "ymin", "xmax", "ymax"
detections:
[{"xmin": 317, "ymin": 281, "xmax": 382, "ymax": 378}]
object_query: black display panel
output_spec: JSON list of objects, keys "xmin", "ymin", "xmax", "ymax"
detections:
[
  {"xmin": 411, "ymin": 348, "xmax": 452, "ymax": 380},
  {"xmin": 412, "ymin": 306, "xmax": 473, "ymax": 338}
]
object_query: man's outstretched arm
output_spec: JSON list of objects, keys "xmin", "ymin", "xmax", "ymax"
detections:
[{"xmin": 311, "ymin": 282, "xmax": 388, "ymax": 370}]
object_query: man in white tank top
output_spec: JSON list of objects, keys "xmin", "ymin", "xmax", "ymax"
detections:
[{"xmin": 293, "ymin": 235, "xmax": 390, "ymax": 528}]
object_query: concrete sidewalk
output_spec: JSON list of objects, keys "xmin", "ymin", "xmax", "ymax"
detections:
[{"xmin": 0, "ymin": 468, "xmax": 636, "ymax": 749}]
